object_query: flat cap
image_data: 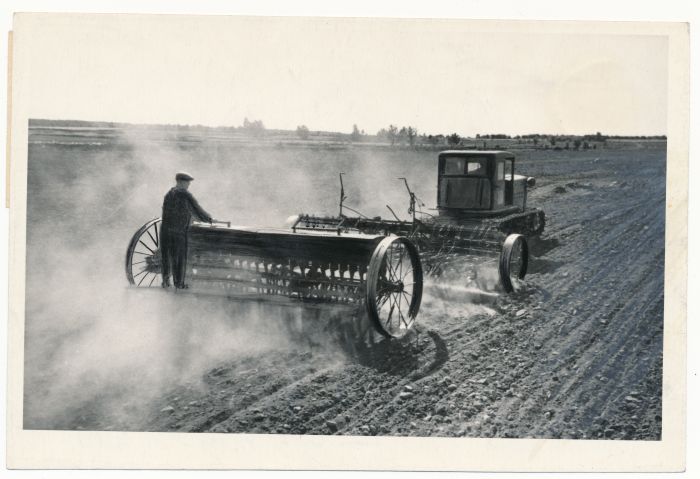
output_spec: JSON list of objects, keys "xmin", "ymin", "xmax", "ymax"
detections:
[{"xmin": 175, "ymin": 172, "xmax": 194, "ymax": 181}]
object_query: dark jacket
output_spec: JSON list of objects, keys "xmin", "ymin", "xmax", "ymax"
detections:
[{"xmin": 162, "ymin": 187, "xmax": 212, "ymax": 233}]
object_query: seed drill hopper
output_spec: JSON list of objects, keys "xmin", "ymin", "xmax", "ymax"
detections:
[{"xmin": 126, "ymin": 219, "xmax": 423, "ymax": 339}]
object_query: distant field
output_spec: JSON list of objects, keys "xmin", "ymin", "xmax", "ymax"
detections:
[{"xmin": 28, "ymin": 120, "xmax": 666, "ymax": 153}]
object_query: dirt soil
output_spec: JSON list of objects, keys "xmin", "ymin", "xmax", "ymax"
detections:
[{"xmin": 135, "ymin": 148, "xmax": 665, "ymax": 440}]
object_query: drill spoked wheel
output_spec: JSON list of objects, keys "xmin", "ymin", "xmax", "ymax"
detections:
[
  {"xmin": 499, "ymin": 234, "xmax": 529, "ymax": 293},
  {"xmin": 365, "ymin": 236, "xmax": 423, "ymax": 338},
  {"xmin": 125, "ymin": 218, "xmax": 163, "ymax": 287}
]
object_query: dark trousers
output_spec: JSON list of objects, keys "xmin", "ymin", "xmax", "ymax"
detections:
[{"xmin": 160, "ymin": 229, "xmax": 188, "ymax": 288}]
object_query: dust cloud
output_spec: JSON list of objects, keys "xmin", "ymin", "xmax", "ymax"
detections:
[
  {"xmin": 24, "ymin": 127, "xmax": 369, "ymax": 430},
  {"xmin": 24, "ymin": 125, "xmax": 492, "ymax": 430}
]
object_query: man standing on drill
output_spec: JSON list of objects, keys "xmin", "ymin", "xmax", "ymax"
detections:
[{"xmin": 160, "ymin": 172, "xmax": 213, "ymax": 289}]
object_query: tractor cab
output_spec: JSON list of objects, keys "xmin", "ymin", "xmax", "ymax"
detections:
[{"xmin": 437, "ymin": 150, "xmax": 533, "ymax": 218}]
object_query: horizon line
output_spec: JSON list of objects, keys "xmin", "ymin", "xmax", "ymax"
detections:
[{"xmin": 26, "ymin": 117, "xmax": 668, "ymax": 139}]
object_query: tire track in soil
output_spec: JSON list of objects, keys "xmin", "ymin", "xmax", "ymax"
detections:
[{"xmin": 487, "ymin": 165, "xmax": 665, "ymax": 438}]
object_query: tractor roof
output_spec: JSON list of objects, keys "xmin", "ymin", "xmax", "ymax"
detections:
[{"xmin": 439, "ymin": 150, "xmax": 515, "ymax": 158}]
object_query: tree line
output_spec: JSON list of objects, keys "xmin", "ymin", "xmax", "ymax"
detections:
[{"xmin": 297, "ymin": 123, "xmax": 668, "ymax": 148}]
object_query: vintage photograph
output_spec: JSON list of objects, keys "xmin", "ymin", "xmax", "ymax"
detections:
[{"xmin": 11, "ymin": 15, "xmax": 681, "ymax": 463}]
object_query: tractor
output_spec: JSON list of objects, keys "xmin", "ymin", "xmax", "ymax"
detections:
[
  {"xmin": 434, "ymin": 150, "xmax": 544, "ymax": 234},
  {"xmin": 289, "ymin": 150, "xmax": 545, "ymax": 292}
]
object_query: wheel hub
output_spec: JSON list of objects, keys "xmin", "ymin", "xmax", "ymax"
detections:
[
  {"xmin": 382, "ymin": 279, "xmax": 404, "ymax": 293},
  {"xmin": 145, "ymin": 251, "xmax": 162, "ymax": 273}
]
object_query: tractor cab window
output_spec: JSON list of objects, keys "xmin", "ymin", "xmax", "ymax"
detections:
[
  {"xmin": 465, "ymin": 159, "xmax": 487, "ymax": 177},
  {"xmin": 496, "ymin": 161, "xmax": 505, "ymax": 180},
  {"xmin": 443, "ymin": 156, "xmax": 488, "ymax": 177},
  {"xmin": 444, "ymin": 157, "xmax": 466, "ymax": 175},
  {"xmin": 467, "ymin": 161, "xmax": 485, "ymax": 176}
]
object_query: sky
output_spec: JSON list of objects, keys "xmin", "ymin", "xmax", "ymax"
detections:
[{"xmin": 14, "ymin": 14, "xmax": 669, "ymax": 136}]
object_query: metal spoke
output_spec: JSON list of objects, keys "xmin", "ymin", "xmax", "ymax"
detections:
[
  {"xmin": 394, "ymin": 292, "xmax": 403, "ymax": 319},
  {"xmin": 379, "ymin": 290, "xmax": 392, "ymax": 309},
  {"xmin": 393, "ymin": 292, "xmax": 406, "ymax": 328},
  {"xmin": 391, "ymin": 251, "xmax": 399, "ymax": 282},
  {"xmin": 377, "ymin": 293, "xmax": 391, "ymax": 309},
  {"xmin": 146, "ymin": 229, "xmax": 158, "ymax": 249},
  {"xmin": 132, "ymin": 260, "xmax": 148, "ymax": 266},
  {"xmin": 377, "ymin": 290, "xmax": 391, "ymax": 310},
  {"xmin": 385, "ymin": 246, "xmax": 400, "ymax": 281},
  {"xmin": 395, "ymin": 245, "xmax": 406, "ymax": 280},
  {"xmin": 139, "ymin": 240, "xmax": 155, "ymax": 255},
  {"xmin": 399, "ymin": 310, "xmax": 408, "ymax": 329},
  {"xmin": 133, "ymin": 268, "xmax": 148, "ymax": 278},
  {"xmin": 148, "ymin": 273, "xmax": 157, "ymax": 287},
  {"xmin": 398, "ymin": 298, "xmax": 408, "ymax": 328},
  {"xmin": 133, "ymin": 251, "xmax": 152, "ymax": 256},
  {"xmin": 383, "ymin": 256, "xmax": 395, "ymax": 282},
  {"xmin": 137, "ymin": 271, "xmax": 150, "ymax": 286},
  {"xmin": 384, "ymin": 296, "xmax": 396, "ymax": 326}
]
